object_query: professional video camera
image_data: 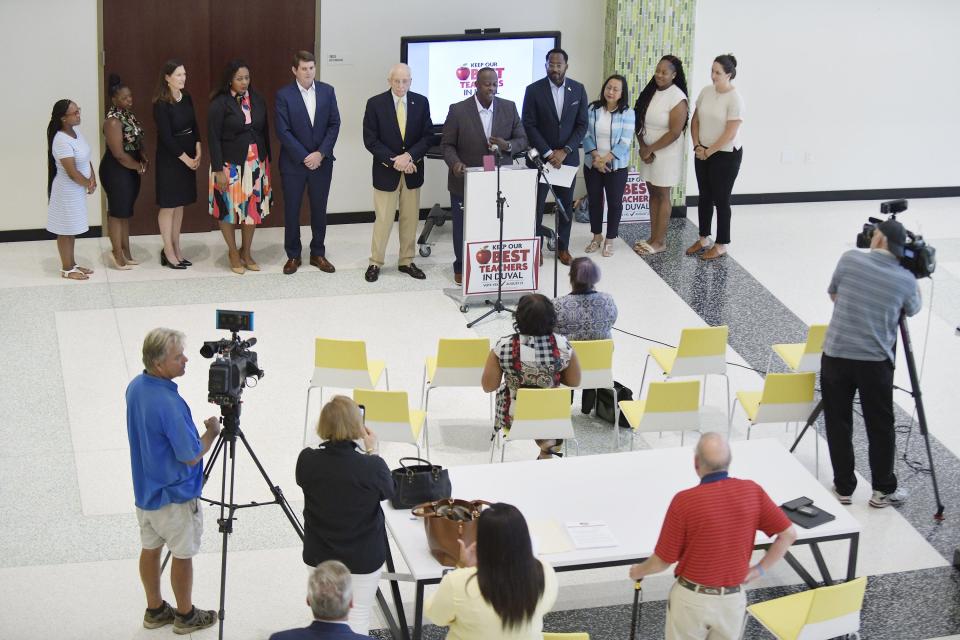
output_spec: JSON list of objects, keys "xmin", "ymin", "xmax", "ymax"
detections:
[
  {"xmin": 855, "ymin": 199, "xmax": 936, "ymax": 279},
  {"xmin": 200, "ymin": 309, "xmax": 264, "ymax": 406}
]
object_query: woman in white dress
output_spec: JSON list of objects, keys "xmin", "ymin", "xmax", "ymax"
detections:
[
  {"xmin": 47, "ymin": 99, "xmax": 96, "ymax": 280},
  {"xmin": 632, "ymin": 55, "xmax": 689, "ymax": 256}
]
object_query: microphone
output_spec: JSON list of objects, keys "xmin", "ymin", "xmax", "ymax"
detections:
[
  {"xmin": 526, "ymin": 147, "xmax": 545, "ymax": 169},
  {"xmin": 489, "ymin": 143, "xmax": 502, "ymax": 157}
]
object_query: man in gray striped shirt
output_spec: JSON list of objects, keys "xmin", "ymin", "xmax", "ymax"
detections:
[{"xmin": 822, "ymin": 219, "xmax": 921, "ymax": 509}]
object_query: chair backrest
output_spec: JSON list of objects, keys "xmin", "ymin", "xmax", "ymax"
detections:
[
  {"xmin": 508, "ymin": 388, "xmax": 575, "ymax": 440},
  {"xmin": 754, "ymin": 372, "xmax": 816, "ymax": 424},
  {"xmin": 353, "ymin": 389, "xmax": 415, "ymax": 443},
  {"xmin": 568, "ymin": 339, "xmax": 614, "ymax": 389},
  {"xmin": 671, "ymin": 326, "xmax": 728, "ymax": 375},
  {"xmin": 634, "ymin": 380, "xmax": 702, "ymax": 432},
  {"xmin": 543, "ymin": 634, "xmax": 590, "ymax": 640},
  {"xmin": 803, "ymin": 577, "xmax": 867, "ymax": 638},
  {"xmin": 803, "ymin": 324, "xmax": 828, "ymax": 354},
  {"xmin": 315, "ymin": 338, "xmax": 368, "ymax": 369},
  {"xmin": 432, "ymin": 338, "xmax": 490, "ymax": 387}
]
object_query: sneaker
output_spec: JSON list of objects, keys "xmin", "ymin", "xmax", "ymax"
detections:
[
  {"xmin": 143, "ymin": 601, "xmax": 175, "ymax": 629},
  {"xmin": 869, "ymin": 488, "xmax": 908, "ymax": 508},
  {"xmin": 832, "ymin": 486, "xmax": 852, "ymax": 505},
  {"xmin": 173, "ymin": 606, "xmax": 218, "ymax": 635}
]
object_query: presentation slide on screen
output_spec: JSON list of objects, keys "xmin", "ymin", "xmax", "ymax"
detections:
[{"xmin": 406, "ymin": 37, "xmax": 555, "ymax": 125}]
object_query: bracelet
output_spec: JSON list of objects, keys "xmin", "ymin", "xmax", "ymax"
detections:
[
  {"xmin": 694, "ymin": 144, "xmax": 705, "ymax": 150},
  {"xmin": 753, "ymin": 564, "xmax": 765, "ymax": 577}
]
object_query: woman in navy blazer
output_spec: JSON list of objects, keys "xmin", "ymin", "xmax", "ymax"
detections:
[
  {"xmin": 208, "ymin": 59, "xmax": 272, "ymax": 274},
  {"xmin": 581, "ymin": 74, "xmax": 635, "ymax": 257}
]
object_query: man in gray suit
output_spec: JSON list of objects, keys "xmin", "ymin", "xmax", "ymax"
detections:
[{"xmin": 440, "ymin": 67, "xmax": 527, "ymax": 284}]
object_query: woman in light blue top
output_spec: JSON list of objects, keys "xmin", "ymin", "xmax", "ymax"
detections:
[{"xmin": 582, "ymin": 74, "xmax": 635, "ymax": 257}]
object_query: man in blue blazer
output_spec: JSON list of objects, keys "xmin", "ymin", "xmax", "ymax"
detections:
[
  {"xmin": 275, "ymin": 51, "xmax": 341, "ymax": 275},
  {"xmin": 522, "ymin": 48, "xmax": 589, "ymax": 265},
  {"xmin": 269, "ymin": 561, "xmax": 368, "ymax": 639},
  {"xmin": 361, "ymin": 63, "xmax": 435, "ymax": 282}
]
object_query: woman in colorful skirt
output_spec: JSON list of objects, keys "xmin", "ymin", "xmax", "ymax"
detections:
[{"xmin": 208, "ymin": 59, "xmax": 272, "ymax": 274}]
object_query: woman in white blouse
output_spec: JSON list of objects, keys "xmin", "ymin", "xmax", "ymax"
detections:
[
  {"xmin": 688, "ymin": 54, "xmax": 744, "ymax": 261},
  {"xmin": 633, "ymin": 55, "xmax": 689, "ymax": 256}
]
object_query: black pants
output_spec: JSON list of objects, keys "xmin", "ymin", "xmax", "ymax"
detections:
[
  {"xmin": 821, "ymin": 354, "xmax": 897, "ymax": 495},
  {"xmin": 584, "ymin": 166, "xmax": 629, "ymax": 239},
  {"xmin": 536, "ymin": 181, "xmax": 574, "ymax": 251},
  {"xmin": 693, "ymin": 147, "xmax": 742, "ymax": 244}
]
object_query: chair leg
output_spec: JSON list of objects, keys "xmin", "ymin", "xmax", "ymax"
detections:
[
  {"xmin": 630, "ymin": 429, "xmax": 635, "ymax": 451},
  {"xmin": 640, "ymin": 354, "xmax": 651, "ymax": 395},
  {"xmin": 702, "ymin": 375, "xmax": 707, "ymax": 406},
  {"xmin": 765, "ymin": 352, "xmax": 773, "ymax": 375},
  {"xmin": 423, "ymin": 416, "xmax": 430, "ymax": 460},
  {"xmin": 681, "ymin": 431, "xmax": 685, "ymax": 446},
  {"xmin": 384, "ymin": 368, "xmax": 390, "ymax": 391},
  {"xmin": 419, "ymin": 365, "xmax": 427, "ymax": 409},
  {"xmin": 303, "ymin": 386, "xmax": 319, "ymax": 447},
  {"xmin": 489, "ymin": 393, "xmax": 494, "ymax": 420},
  {"xmin": 610, "ymin": 386, "xmax": 620, "ymax": 450},
  {"xmin": 815, "ymin": 422, "xmax": 820, "ymax": 479},
  {"xmin": 723, "ymin": 374, "xmax": 731, "ymax": 422},
  {"xmin": 500, "ymin": 438, "xmax": 507, "ymax": 462},
  {"xmin": 573, "ymin": 438, "xmax": 580, "ymax": 457}
]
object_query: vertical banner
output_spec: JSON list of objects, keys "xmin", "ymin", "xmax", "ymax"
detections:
[
  {"xmin": 601, "ymin": 171, "xmax": 650, "ymax": 223},
  {"xmin": 464, "ymin": 239, "xmax": 539, "ymax": 295}
]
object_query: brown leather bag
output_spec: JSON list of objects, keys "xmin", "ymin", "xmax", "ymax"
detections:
[{"xmin": 411, "ymin": 499, "xmax": 492, "ymax": 567}]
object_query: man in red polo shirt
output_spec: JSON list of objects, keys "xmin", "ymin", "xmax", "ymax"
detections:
[{"xmin": 629, "ymin": 433, "xmax": 797, "ymax": 639}]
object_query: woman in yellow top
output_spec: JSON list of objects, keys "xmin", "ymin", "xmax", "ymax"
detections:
[{"xmin": 424, "ymin": 503, "xmax": 558, "ymax": 639}]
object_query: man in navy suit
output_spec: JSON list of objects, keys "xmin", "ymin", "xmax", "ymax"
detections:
[
  {"xmin": 275, "ymin": 51, "xmax": 341, "ymax": 275},
  {"xmin": 361, "ymin": 63, "xmax": 435, "ymax": 282},
  {"xmin": 269, "ymin": 560, "xmax": 368, "ymax": 639},
  {"xmin": 522, "ymin": 48, "xmax": 589, "ymax": 265}
]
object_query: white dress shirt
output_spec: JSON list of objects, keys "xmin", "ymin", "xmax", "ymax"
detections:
[
  {"xmin": 298, "ymin": 81, "xmax": 316, "ymax": 126},
  {"xmin": 474, "ymin": 96, "xmax": 493, "ymax": 140},
  {"xmin": 550, "ymin": 80, "xmax": 565, "ymax": 119}
]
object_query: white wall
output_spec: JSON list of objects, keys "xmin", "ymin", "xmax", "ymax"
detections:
[
  {"xmin": 0, "ymin": 0, "xmax": 102, "ymax": 232},
  {"xmin": 318, "ymin": 0, "xmax": 606, "ymax": 214},
  {"xmin": 687, "ymin": 0, "xmax": 960, "ymax": 196}
]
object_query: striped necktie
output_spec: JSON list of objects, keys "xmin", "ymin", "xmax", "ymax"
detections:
[{"xmin": 396, "ymin": 99, "xmax": 406, "ymax": 139}]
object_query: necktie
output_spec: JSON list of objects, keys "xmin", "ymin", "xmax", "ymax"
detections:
[{"xmin": 397, "ymin": 99, "xmax": 406, "ymax": 139}]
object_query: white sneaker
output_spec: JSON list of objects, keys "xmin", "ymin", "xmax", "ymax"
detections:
[
  {"xmin": 869, "ymin": 487, "xmax": 908, "ymax": 508},
  {"xmin": 832, "ymin": 486, "xmax": 852, "ymax": 505}
]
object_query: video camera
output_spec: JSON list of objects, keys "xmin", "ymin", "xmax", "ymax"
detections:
[
  {"xmin": 200, "ymin": 310, "xmax": 264, "ymax": 406},
  {"xmin": 855, "ymin": 199, "xmax": 936, "ymax": 279}
]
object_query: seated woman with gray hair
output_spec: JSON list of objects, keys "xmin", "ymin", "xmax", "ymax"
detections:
[
  {"xmin": 553, "ymin": 257, "xmax": 618, "ymax": 341},
  {"xmin": 269, "ymin": 560, "xmax": 368, "ymax": 639}
]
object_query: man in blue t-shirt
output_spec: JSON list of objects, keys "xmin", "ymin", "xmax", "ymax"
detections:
[{"xmin": 126, "ymin": 328, "xmax": 221, "ymax": 634}]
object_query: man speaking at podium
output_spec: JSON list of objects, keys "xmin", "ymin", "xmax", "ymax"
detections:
[{"xmin": 441, "ymin": 67, "xmax": 527, "ymax": 285}]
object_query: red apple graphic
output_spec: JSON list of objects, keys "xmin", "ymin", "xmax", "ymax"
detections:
[
  {"xmin": 455, "ymin": 67, "xmax": 470, "ymax": 81},
  {"xmin": 476, "ymin": 246, "xmax": 492, "ymax": 264}
]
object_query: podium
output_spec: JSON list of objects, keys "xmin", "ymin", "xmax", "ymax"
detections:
[{"xmin": 457, "ymin": 166, "xmax": 539, "ymax": 305}]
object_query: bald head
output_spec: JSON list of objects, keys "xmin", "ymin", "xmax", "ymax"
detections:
[
  {"xmin": 695, "ymin": 432, "xmax": 732, "ymax": 476},
  {"xmin": 388, "ymin": 63, "xmax": 411, "ymax": 97}
]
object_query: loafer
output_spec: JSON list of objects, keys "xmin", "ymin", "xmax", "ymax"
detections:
[
  {"xmin": 365, "ymin": 265, "xmax": 380, "ymax": 282},
  {"xmin": 282, "ymin": 257, "xmax": 301, "ymax": 275},
  {"xmin": 557, "ymin": 249, "xmax": 572, "ymax": 266},
  {"xmin": 699, "ymin": 246, "xmax": 727, "ymax": 261},
  {"xmin": 398, "ymin": 263, "xmax": 426, "ymax": 280},
  {"xmin": 454, "ymin": 272, "xmax": 462, "ymax": 285},
  {"xmin": 310, "ymin": 255, "xmax": 336, "ymax": 273}
]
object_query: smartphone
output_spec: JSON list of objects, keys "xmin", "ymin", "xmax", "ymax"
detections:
[
  {"xmin": 797, "ymin": 505, "xmax": 819, "ymax": 517},
  {"xmin": 358, "ymin": 404, "xmax": 365, "ymax": 424}
]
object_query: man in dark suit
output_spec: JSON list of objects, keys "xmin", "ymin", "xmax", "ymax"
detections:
[
  {"xmin": 361, "ymin": 63, "xmax": 435, "ymax": 282},
  {"xmin": 269, "ymin": 561, "xmax": 367, "ymax": 639},
  {"xmin": 440, "ymin": 67, "xmax": 527, "ymax": 284},
  {"xmin": 275, "ymin": 51, "xmax": 340, "ymax": 275},
  {"xmin": 522, "ymin": 48, "xmax": 589, "ymax": 265}
]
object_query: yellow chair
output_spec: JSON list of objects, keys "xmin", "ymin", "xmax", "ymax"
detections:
[
  {"xmin": 640, "ymin": 326, "xmax": 730, "ymax": 418},
  {"xmin": 619, "ymin": 380, "xmax": 726, "ymax": 449},
  {"xmin": 492, "ymin": 388, "xmax": 577, "ymax": 462},
  {"xmin": 567, "ymin": 340, "xmax": 619, "ymax": 447},
  {"xmin": 304, "ymin": 338, "xmax": 388, "ymax": 445},
  {"xmin": 768, "ymin": 324, "xmax": 828, "ymax": 373},
  {"xmin": 543, "ymin": 634, "xmax": 590, "ymax": 640},
  {"xmin": 353, "ymin": 389, "xmax": 427, "ymax": 458},
  {"xmin": 745, "ymin": 577, "xmax": 867, "ymax": 640},
  {"xmin": 420, "ymin": 338, "xmax": 492, "ymax": 422}
]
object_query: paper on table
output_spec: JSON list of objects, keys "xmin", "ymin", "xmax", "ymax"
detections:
[
  {"xmin": 565, "ymin": 521, "xmax": 618, "ymax": 549},
  {"xmin": 538, "ymin": 163, "xmax": 578, "ymax": 188},
  {"xmin": 528, "ymin": 519, "xmax": 574, "ymax": 555}
]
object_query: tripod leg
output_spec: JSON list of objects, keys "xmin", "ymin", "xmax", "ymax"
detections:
[{"xmin": 236, "ymin": 430, "xmax": 305, "ymax": 539}]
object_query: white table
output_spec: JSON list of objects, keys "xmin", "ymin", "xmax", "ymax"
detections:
[{"xmin": 381, "ymin": 439, "xmax": 860, "ymax": 639}]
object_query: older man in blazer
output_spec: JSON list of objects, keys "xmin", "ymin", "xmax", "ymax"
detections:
[
  {"xmin": 361, "ymin": 63, "xmax": 435, "ymax": 282},
  {"xmin": 275, "ymin": 51, "xmax": 340, "ymax": 275},
  {"xmin": 440, "ymin": 67, "xmax": 527, "ymax": 284},
  {"xmin": 522, "ymin": 48, "xmax": 588, "ymax": 265}
]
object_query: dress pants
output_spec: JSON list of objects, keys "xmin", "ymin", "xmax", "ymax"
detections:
[
  {"xmin": 584, "ymin": 166, "xmax": 629, "ymax": 239},
  {"xmin": 693, "ymin": 147, "xmax": 742, "ymax": 245},
  {"xmin": 370, "ymin": 181, "xmax": 420, "ymax": 267},
  {"xmin": 821, "ymin": 353, "xmax": 898, "ymax": 495},
  {"xmin": 282, "ymin": 159, "xmax": 333, "ymax": 259},
  {"xmin": 536, "ymin": 180, "xmax": 574, "ymax": 251},
  {"xmin": 450, "ymin": 193, "xmax": 464, "ymax": 274}
]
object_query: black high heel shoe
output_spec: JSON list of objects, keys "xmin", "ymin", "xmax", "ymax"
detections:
[
  {"xmin": 161, "ymin": 251, "xmax": 187, "ymax": 270},
  {"xmin": 178, "ymin": 258, "xmax": 192, "ymax": 267}
]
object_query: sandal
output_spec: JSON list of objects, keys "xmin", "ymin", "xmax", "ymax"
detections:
[
  {"xmin": 61, "ymin": 266, "xmax": 89, "ymax": 281},
  {"xmin": 699, "ymin": 246, "xmax": 727, "ymax": 261},
  {"xmin": 73, "ymin": 264, "xmax": 94, "ymax": 275},
  {"xmin": 633, "ymin": 240, "xmax": 665, "ymax": 256},
  {"xmin": 584, "ymin": 237, "xmax": 602, "ymax": 254},
  {"xmin": 602, "ymin": 240, "xmax": 615, "ymax": 257},
  {"xmin": 685, "ymin": 240, "xmax": 709, "ymax": 256}
]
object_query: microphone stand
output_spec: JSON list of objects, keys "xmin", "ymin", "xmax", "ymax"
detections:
[
  {"xmin": 529, "ymin": 150, "xmax": 570, "ymax": 298},
  {"xmin": 467, "ymin": 146, "xmax": 513, "ymax": 327}
]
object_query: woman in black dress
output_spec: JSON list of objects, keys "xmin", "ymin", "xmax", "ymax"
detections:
[
  {"xmin": 153, "ymin": 59, "xmax": 201, "ymax": 269},
  {"xmin": 100, "ymin": 74, "xmax": 147, "ymax": 269}
]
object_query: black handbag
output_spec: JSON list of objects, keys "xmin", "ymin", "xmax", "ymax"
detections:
[
  {"xmin": 592, "ymin": 381, "xmax": 634, "ymax": 428},
  {"xmin": 390, "ymin": 457, "xmax": 452, "ymax": 509}
]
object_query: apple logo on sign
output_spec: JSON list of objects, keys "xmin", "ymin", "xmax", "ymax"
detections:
[
  {"xmin": 455, "ymin": 67, "xmax": 470, "ymax": 81},
  {"xmin": 476, "ymin": 246, "xmax": 492, "ymax": 264}
]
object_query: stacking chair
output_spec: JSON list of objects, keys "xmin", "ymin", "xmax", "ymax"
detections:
[
  {"xmin": 619, "ymin": 380, "xmax": 726, "ymax": 449},
  {"xmin": 304, "ymin": 338, "xmax": 388, "ymax": 445},
  {"xmin": 420, "ymin": 337, "xmax": 492, "ymax": 423},
  {"xmin": 768, "ymin": 324, "xmax": 828, "ymax": 373},
  {"xmin": 567, "ymin": 339, "xmax": 618, "ymax": 446},
  {"xmin": 544, "ymin": 634, "xmax": 590, "ymax": 640},
  {"xmin": 491, "ymin": 388, "xmax": 577, "ymax": 462},
  {"xmin": 640, "ymin": 326, "xmax": 730, "ymax": 419},
  {"xmin": 744, "ymin": 577, "xmax": 867, "ymax": 640},
  {"xmin": 353, "ymin": 389, "xmax": 428, "ymax": 458}
]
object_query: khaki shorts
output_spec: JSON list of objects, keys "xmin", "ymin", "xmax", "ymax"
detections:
[{"xmin": 136, "ymin": 498, "xmax": 203, "ymax": 559}]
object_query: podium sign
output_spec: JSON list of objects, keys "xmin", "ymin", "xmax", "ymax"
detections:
[{"xmin": 464, "ymin": 238, "xmax": 539, "ymax": 295}]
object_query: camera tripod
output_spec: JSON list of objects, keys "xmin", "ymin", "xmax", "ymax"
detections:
[{"xmin": 790, "ymin": 314, "xmax": 944, "ymax": 521}]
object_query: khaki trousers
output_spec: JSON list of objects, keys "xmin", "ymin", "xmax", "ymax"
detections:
[
  {"xmin": 370, "ymin": 180, "xmax": 420, "ymax": 267},
  {"xmin": 665, "ymin": 581, "xmax": 746, "ymax": 640}
]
